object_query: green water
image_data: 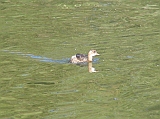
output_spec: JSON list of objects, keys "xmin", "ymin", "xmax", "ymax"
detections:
[{"xmin": 0, "ymin": 0, "xmax": 160, "ymax": 118}]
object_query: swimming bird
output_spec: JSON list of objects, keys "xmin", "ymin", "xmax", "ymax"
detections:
[{"xmin": 69, "ymin": 50, "xmax": 100, "ymax": 64}]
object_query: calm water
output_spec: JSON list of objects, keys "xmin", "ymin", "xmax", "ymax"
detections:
[{"xmin": 0, "ymin": 0, "xmax": 160, "ymax": 118}]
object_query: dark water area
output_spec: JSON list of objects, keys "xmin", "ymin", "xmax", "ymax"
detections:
[{"xmin": 0, "ymin": 0, "xmax": 160, "ymax": 119}]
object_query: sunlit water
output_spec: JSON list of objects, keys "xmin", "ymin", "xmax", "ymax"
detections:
[{"xmin": 0, "ymin": 0, "xmax": 160, "ymax": 119}]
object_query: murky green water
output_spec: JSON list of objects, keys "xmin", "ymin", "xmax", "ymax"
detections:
[{"xmin": 0, "ymin": 0, "xmax": 160, "ymax": 118}]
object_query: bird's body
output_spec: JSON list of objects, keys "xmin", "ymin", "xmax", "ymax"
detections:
[{"xmin": 69, "ymin": 50, "xmax": 99, "ymax": 64}]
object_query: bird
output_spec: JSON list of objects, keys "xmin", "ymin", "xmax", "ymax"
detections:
[{"xmin": 69, "ymin": 50, "xmax": 100, "ymax": 64}]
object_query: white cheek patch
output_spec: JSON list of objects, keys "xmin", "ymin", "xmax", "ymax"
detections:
[{"xmin": 91, "ymin": 54, "xmax": 96, "ymax": 57}]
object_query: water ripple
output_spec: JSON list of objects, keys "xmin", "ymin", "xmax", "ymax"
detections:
[{"xmin": 2, "ymin": 50, "xmax": 99, "ymax": 64}]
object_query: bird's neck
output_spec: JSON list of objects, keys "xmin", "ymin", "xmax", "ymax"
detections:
[{"xmin": 88, "ymin": 54, "xmax": 92, "ymax": 62}]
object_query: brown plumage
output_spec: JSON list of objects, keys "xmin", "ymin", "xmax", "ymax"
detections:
[{"xmin": 69, "ymin": 50, "xmax": 100, "ymax": 64}]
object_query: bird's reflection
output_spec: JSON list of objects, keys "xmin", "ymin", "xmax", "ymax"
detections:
[
  {"xmin": 88, "ymin": 62, "xmax": 98, "ymax": 73},
  {"xmin": 76, "ymin": 62, "xmax": 98, "ymax": 73}
]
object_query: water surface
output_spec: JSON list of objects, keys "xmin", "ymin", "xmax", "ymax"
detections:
[{"xmin": 0, "ymin": 0, "xmax": 160, "ymax": 119}]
